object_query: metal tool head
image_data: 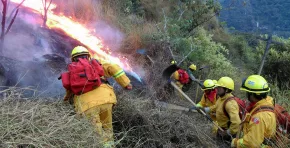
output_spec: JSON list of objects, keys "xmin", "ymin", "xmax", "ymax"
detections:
[
  {"xmin": 162, "ymin": 64, "xmax": 179, "ymax": 80},
  {"xmin": 136, "ymin": 49, "xmax": 147, "ymax": 55}
]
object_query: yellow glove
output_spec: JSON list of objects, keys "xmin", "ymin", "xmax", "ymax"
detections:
[{"xmin": 231, "ymin": 138, "xmax": 238, "ymax": 148}]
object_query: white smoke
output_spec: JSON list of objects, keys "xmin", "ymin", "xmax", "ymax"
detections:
[
  {"xmin": 0, "ymin": 0, "xmax": 144, "ymax": 97},
  {"xmin": 92, "ymin": 21, "xmax": 124, "ymax": 52},
  {"xmin": 3, "ymin": 32, "xmax": 51, "ymax": 61}
]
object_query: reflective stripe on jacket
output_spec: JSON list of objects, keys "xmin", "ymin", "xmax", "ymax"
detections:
[
  {"xmin": 65, "ymin": 63, "xmax": 130, "ymax": 113},
  {"xmin": 102, "ymin": 63, "xmax": 130, "ymax": 88}
]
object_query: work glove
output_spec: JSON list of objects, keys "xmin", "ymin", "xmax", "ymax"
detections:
[
  {"xmin": 231, "ymin": 138, "xmax": 238, "ymax": 148},
  {"xmin": 125, "ymin": 84, "xmax": 133, "ymax": 90},
  {"xmin": 217, "ymin": 129, "xmax": 228, "ymax": 137},
  {"xmin": 194, "ymin": 106, "xmax": 209, "ymax": 114},
  {"xmin": 189, "ymin": 106, "xmax": 197, "ymax": 112},
  {"xmin": 218, "ymin": 129, "xmax": 233, "ymax": 140},
  {"xmin": 196, "ymin": 106, "xmax": 205, "ymax": 114}
]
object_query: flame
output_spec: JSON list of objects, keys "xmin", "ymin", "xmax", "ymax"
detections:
[{"xmin": 11, "ymin": 0, "xmax": 132, "ymax": 71}]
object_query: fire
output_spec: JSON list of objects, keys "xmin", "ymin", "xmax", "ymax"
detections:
[{"xmin": 11, "ymin": 0, "xmax": 132, "ymax": 71}]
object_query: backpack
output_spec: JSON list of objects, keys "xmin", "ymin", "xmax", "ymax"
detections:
[
  {"xmin": 251, "ymin": 104, "xmax": 290, "ymax": 136},
  {"xmin": 60, "ymin": 58, "xmax": 104, "ymax": 95},
  {"xmin": 275, "ymin": 104, "xmax": 290, "ymax": 135},
  {"xmin": 249, "ymin": 104, "xmax": 290, "ymax": 146},
  {"xmin": 177, "ymin": 69, "xmax": 190, "ymax": 84},
  {"xmin": 223, "ymin": 96, "xmax": 247, "ymax": 120}
]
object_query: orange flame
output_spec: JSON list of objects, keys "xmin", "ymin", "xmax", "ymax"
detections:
[{"xmin": 11, "ymin": 0, "xmax": 132, "ymax": 71}]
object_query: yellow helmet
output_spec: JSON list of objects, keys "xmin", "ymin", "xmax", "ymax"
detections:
[
  {"xmin": 213, "ymin": 80, "xmax": 217, "ymax": 84},
  {"xmin": 171, "ymin": 60, "xmax": 177, "ymax": 64},
  {"xmin": 71, "ymin": 46, "xmax": 90, "ymax": 58},
  {"xmin": 201, "ymin": 79, "xmax": 215, "ymax": 90},
  {"xmin": 189, "ymin": 64, "xmax": 197, "ymax": 71},
  {"xmin": 240, "ymin": 75, "xmax": 270, "ymax": 93},
  {"xmin": 215, "ymin": 77, "xmax": 234, "ymax": 90}
]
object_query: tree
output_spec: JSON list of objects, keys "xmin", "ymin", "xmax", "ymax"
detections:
[
  {"xmin": 0, "ymin": 0, "xmax": 25, "ymax": 54},
  {"xmin": 42, "ymin": 0, "xmax": 52, "ymax": 27}
]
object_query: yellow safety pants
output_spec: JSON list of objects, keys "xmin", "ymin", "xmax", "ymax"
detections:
[{"xmin": 84, "ymin": 104, "xmax": 114, "ymax": 147}]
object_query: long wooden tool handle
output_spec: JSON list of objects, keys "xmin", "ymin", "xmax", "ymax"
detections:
[
  {"xmin": 170, "ymin": 81, "xmax": 224, "ymax": 132},
  {"xmin": 146, "ymin": 55, "xmax": 154, "ymax": 63}
]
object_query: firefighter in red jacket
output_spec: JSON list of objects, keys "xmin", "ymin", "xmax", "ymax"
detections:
[
  {"xmin": 63, "ymin": 46, "xmax": 132, "ymax": 148},
  {"xmin": 231, "ymin": 75, "xmax": 276, "ymax": 148}
]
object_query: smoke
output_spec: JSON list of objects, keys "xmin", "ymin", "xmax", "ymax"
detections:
[
  {"xmin": 92, "ymin": 21, "xmax": 124, "ymax": 52},
  {"xmin": 3, "ymin": 32, "xmax": 50, "ymax": 61},
  {"xmin": 0, "ymin": 0, "xmax": 144, "ymax": 98},
  {"xmin": 0, "ymin": 8, "xmax": 67, "ymax": 97}
]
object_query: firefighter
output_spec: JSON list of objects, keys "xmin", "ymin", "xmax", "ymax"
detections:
[
  {"xmin": 171, "ymin": 61, "xmax": 196, "ymax": 89},
  {"xmin": 203, "ymin": 77, "xmax": 241, "ymax": 142},
  {"xmin": 63, "ymin": 46, "xmax": 132, "ymax": 148},
  {"xmin": 190, "ymin": 79, "xmax": 218, "ymax": 133},
  {"xmin": 231, "ymin": 75, "xmax": 276, "ymax": 148},
  {"xmin": 193, "ymin": 79, "xmax": 217, "ymax": 120}
]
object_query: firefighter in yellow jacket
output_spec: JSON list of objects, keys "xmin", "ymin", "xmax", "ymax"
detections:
[
  {"xmin": 203, "ymin": 77, "xmax": 241, "ymax": 141},
  {"xmin": 63, "ymin": 46, "xmax": 132, "ymax": 148},
  {"xmin": 231, "ymin": 75, "xmax": 276, "ymax": 148},
  {"xmin": 195, "ymin": 79, "xmax": 217, "ymax": 120},
  {"xmin": 191, "ymin": 79, "xmax": 218, "ymax": 134},
  {"xmin": 171, "ymin": 61, "xmax": 196, "ymax": 89}
]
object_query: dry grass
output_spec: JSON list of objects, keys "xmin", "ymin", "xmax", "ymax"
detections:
[
  {"xmin": 0, "ymin": 87, "xmax": 220, "ymax": 148},
  {"xmin": 0, "ymin": 87, "xmax": 101, "ymax": 147}
]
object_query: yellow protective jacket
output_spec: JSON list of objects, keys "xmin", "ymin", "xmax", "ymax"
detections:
[
  {"xmin": 172, "ymin": 71, "xmax": 179, "ymax": 81},
  {"xmin": 196, "ymin": 93, "xmax": 217, "ymax": 108},
  {"xmin": 235, "ymin": 97, "xmax": 276, "ymax": 148},
  {"xmin": 209, "ymin": 93, "xmax": 241, "ymax": 135},
  {"xmin": 172, "ymin": 71, "xmax": 183, "ymax": 88},
  {"xmin": 197, "ymin": 92, "xmax": 217, "ymax": 120},
  {"xmin": 64, "ymin": 63, "xmax": 131, "ymax": 113}
]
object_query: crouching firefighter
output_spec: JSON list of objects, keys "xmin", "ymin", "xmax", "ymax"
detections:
[
  {"xmin": 171, "ymin": 61, "xmax": 196, "ymax": 93},
  {"xmin": 60, "ymin": 46, "xmax": 132, "ymax": 148},
  {"xmin": 231, "ymin": 75, "xmax": 276, "ymax": 148}
]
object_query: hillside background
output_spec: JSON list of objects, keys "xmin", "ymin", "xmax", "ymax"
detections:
[{"xmin": 219, "ymin": 0, "xmax": 290, "ymax": 37}]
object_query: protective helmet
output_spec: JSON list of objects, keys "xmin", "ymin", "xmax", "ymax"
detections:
[
  {"xmin": 213, "ymin": 80, "xmax": 217, "ymax": 84},
  {"xmin": 215, "ymin": 77, "xmax": 234, "ymax": 90},
  {"xmin": 240, "ymin": 75, "xmax": 270, "ymax": 93},
  {"xmin": 171, "ymin": 60, "xmax": 177, "ymax": 64},
  {"xmin": 189, "ymin": 64, "xmax": 197, "ymax": 71},
  {"xmin": 201, "ymin": 79, "xmax": 215, "ymax": 90},
  {"xmin": 71, "ymin": 46, "xmax": 90, "ymax": 58}
]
